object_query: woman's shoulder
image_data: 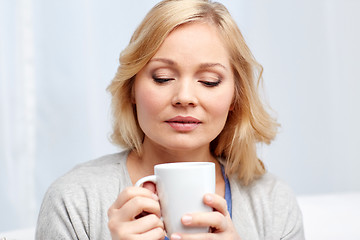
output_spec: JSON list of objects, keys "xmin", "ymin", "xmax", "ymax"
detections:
[
  {"xmin": 72, "ymin": 150, "xmax": 129, "ymax": 170},
  {"xmin": 243, "ymin": 172, "xmax": 294, "ymax": 197},
  {"xmin": 230, "ymin": 172, "xmax": 305, "ymax": 239},
  {"xmin": 36, "ymin": 150, "xmax": 131, "ymax": 238},
  {"xmin": 72, "ymin": 150, "xmax": 129, "ymax": 175},
  {"xmin": 231, "ymin": 171, "xmax": 298, "ymax": 208},
  {"xmin": 60, "ymin": 150, "xmax": 128, "ymax": 181},
  {"xmin": 44, "ymin": 150, "xmax": 131, "ymax": 201}
]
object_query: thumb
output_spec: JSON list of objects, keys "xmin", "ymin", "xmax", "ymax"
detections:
[{"xmin": 142, "ymin": 181, "xmax": 157, "ymax": 194}]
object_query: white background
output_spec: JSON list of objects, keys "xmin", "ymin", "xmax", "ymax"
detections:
[{"xmin": 1, "ymin": 0, "xmax": 359, "ymax": 232}]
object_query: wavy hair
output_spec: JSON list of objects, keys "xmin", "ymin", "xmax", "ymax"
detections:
[{"xmin": 107, "ymin": 0, "xmax": 279, "ymax": 185}]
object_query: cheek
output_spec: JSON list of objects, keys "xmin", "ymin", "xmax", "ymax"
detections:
[
  {"xmin": 134, "ymin": 83, "xmax": 164, "ymax": 120},
  {"xmin": 211, "ymin": 101, "xmax": 233, "ymax": 122},
  {"xmin": 207, "ymin": 88, "xmax": 234, "ymax": 120}
]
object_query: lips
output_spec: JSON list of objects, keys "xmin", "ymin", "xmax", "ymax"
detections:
[{"xmin": 165, "ymin": 116, "xmax": 201, "ymax": 132}]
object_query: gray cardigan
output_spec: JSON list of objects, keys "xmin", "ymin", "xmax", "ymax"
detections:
[{"xmin": 36, "ymin": 151, "xmax": 305, "ymax": 239}]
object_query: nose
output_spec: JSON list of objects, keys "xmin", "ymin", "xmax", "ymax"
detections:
[{"xmin": 171, "ymin": 79, "xmax": 198, "ymax": 107}]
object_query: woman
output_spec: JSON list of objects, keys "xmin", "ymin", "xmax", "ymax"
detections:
[{"xmin": 36, "ymin": 0, "xmax": 304, "ymax": 239}]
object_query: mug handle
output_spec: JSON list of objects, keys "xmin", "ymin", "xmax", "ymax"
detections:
[{"xmin": 135, "ymin": 175, "xmax": 157, "ymax": 187}]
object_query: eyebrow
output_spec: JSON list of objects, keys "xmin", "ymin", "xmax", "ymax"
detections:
[
  {"xmin": 150, "ymin": 58, "xmax": 176, "ymax": 65},
  {"xmin": 150, "ymin": 58, "xmax": 227, "ymax": 70},
  {"xmin": 199, "ymin": 63, "xmax": 226, "ymax": 70}
]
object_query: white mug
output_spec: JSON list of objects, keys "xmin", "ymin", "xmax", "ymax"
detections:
[{"xmin": 135, "ymin": 162, "xmax": 215, "ymax": 236}]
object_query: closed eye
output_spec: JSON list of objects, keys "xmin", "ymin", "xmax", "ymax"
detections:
[
  {"xmin": 152, "ymin": 77, "xmax": 174, "ymax": 84},
  {"xmin": 199, "ymin": 79, "xmax": 221, "ymax": 87}
]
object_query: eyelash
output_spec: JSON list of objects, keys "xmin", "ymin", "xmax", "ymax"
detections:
[
  {"xmin": 199, "ymin": 79, "xmax": 221, "ymax": 87},
  {"xmin": 152, "ymin": 77, "xmax": 174, "ymax": 84},
  {"xmin": 152, "ymin": 75, "xmax": 222, "ymax": 87}
]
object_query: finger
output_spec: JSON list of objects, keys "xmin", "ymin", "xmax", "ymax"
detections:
[
  {"xmin": 138, "ymin": 226, "xmax": 166, "ymax": 240},
  {"xmin": 110, "ymin": 186, "xmax": 158, "ymax": 210},
  {"xmin": 181, "ymin": 211, "xmax": 227, "ymax": 232},
  {"xmin": 134, "ymin": 214, "xmax": 165, "ymax": 234},
  {"xmin": 170, "ymin": 232, "xmax": 213, "ymax": 240},
  {"xmin": 109, "ymin": 215, "xmax": 164, "ymax": 239},
  {"xmin": 111, "ymin": 195, "xmax": 162, "ymax": 221},
  {"xmin": 142, "ymin": 181, "xmax": 157, "ymax": 194},
  {"xmin": 203, "ymin": 193, "xmax": 228, "ymax": 216}
]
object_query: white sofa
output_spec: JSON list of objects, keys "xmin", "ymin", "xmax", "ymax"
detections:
[
  {"xmin": 1, "ymin": 192, "xmax": 359, "ymax": 240},
  {"xmin": 0, "ymin": 228, "xmax": 35, "ymax": 240},
  {"xmin": 298, "ymin": 192, "xmax": 360, "ymax": 240}
]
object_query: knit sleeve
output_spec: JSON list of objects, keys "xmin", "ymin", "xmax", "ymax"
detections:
[
  {"xmin": 271, "ymin": 180, "xmax": 305, "ymax": 240},
  {"xmin": 35, "ymin": 178, "xmax": 90, "ymax": 240},
  {"xmin": 35, "ymin": 153, "xmax": 128, "ymax": 239}
]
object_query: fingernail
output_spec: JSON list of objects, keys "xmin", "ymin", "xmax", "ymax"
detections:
[
  {"xmin": 204, "ymin": 194, "xmax": 213, "ymax": 203},
  {"xmin": 152, "ymin": 193, "xmax": 159, "ymax": 200},
  {"xmin": 182, "ymin": 214, "xmax": 192, "ymax": 225},
  {"xmin": 171, "ymin": 233, "xmax": 181, "ymax": 240}
]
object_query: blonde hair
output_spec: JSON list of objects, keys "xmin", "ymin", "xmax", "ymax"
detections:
[{"xmin": 107, "ymin": 0, "xmax": 279, "ymax": 185}]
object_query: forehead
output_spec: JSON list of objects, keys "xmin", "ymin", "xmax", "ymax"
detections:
[{"xmin": 152, "ymin": 22, "xmax": 231, "ymax": 67}]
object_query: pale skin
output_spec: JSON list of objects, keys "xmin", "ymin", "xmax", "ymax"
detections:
[{"xmin": 107, "ymin": 22, "xmax": 241, "ymax": 240}]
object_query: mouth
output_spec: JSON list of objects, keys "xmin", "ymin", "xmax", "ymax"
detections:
[{"xmin": 165, "ymin": 116, "xmax": 201, "ymax": 132}]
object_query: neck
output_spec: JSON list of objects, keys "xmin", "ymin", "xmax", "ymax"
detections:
[
  {"xmin": 127, "ymin": 137, "xmax": 225, "ymax": 197},
  {"xmin": 143, "ymin": 139, "xmax": 215, "ymax": 164}
]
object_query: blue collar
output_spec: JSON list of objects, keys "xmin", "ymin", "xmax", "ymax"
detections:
[{"xmin": 221, "ymin": 165, "xmax": 232, "ymax": 219}]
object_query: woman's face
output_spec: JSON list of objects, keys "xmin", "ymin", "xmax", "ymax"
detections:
[{"xmin": 134, "ymin": 22, "xmax": 235, "ymax": 152}]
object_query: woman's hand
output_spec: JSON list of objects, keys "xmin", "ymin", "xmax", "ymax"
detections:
[
  {"xmin": 170, "ymin": 193, "xmax": 241, "ymax": 240},
  {"xmin": 107, "ymin": 183, "xmax": 165, "ymax": 240}
]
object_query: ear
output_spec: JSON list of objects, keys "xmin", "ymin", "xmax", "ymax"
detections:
[
  {"xmin": 229, "ymin": 88, "xmax": 237, "ymax": 111},
  {"xmin": 131, "ymin": 85, "xmax": 136, "ymax": 104},
  {"xmin": 229, "ymin": 103, "xmax": 234, "ymax": 111},
  {"xmin": 229, "ymin": 100, "xmax": 235, "ymax": 111}
]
